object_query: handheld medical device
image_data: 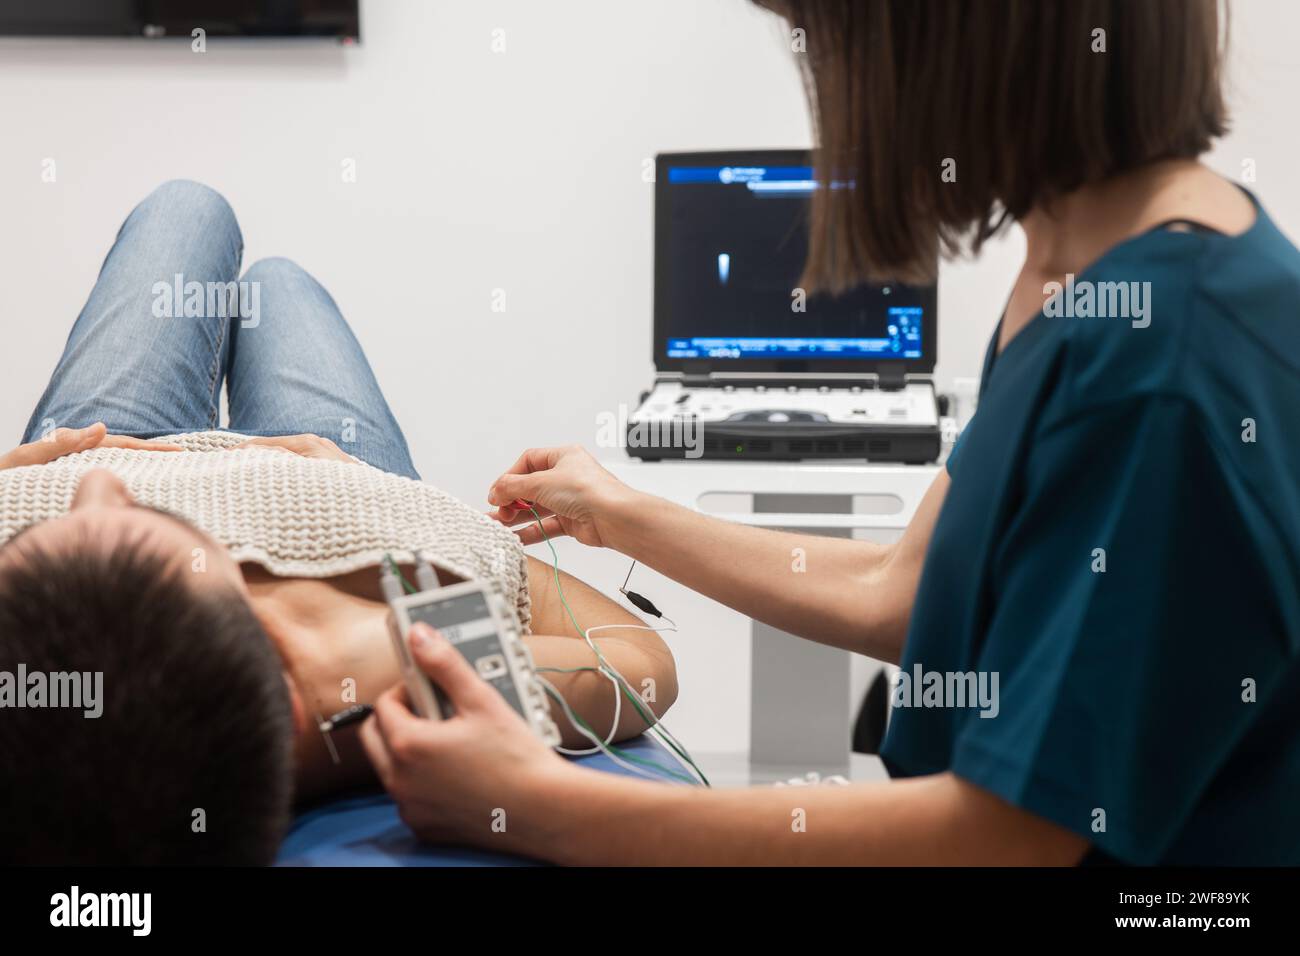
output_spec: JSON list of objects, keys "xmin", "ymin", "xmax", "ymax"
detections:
[
  {"xmin": 381, "ymin": 560, "xmax": 561, "ymax": 747},
  {"xmin": 629, "ymin": 149, "xmax": 942, "ymax": 463}
]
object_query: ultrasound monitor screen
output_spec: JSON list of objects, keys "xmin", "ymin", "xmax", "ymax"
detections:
[
  {"xmin": 655, "ymin": 156, "xmax": 936, "ymax": 372},
  {"xmin": 0, "ymin": 1, "xmax": 361, "ymax": 38}
]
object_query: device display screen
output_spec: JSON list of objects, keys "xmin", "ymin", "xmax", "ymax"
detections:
[
  {"xmin": 657, "ymin": 159, "xmax": 936, "ymax": 372},
  {"xmin": 406, "ymin": 591, "xmax": 524, "ymax": 718}
]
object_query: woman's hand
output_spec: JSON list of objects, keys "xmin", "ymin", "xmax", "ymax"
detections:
[
  {"xmin": 359, "ymin": 623, "xmax": 572, "ymax": 848},
  {"xmin": 0, "ymin": 422, "xmax": 181, "ymax": 471},
  {"xmin": 485, "ymin": 445, "xmax": 639, "ymax": 547},
  {"xmin": 234, "ymin": 433, "xmax": 357, "ymax": 464}
]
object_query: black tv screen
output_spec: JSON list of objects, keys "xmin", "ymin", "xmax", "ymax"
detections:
[{"xmin": 0, "ymin": 1, "xmax": 360, "ymax": 40}]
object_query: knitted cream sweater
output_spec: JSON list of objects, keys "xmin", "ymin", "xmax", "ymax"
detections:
[{"xmin": 0, "ymin": 431, "xmax": 531, "ymax": 630}]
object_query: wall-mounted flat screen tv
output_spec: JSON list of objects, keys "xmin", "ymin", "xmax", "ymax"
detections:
[{"xmin": 0, "ymin": 1, "xmax": 360, "ymax": 41}]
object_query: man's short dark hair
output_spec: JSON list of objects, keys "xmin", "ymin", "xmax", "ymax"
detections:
[
  {"xmin": 757, "ymin": 0, "xmax": 1230, "ymax": 286},
  {"xmin": 0, "ymin": 538, "xmax": 295, "ymax": 864}
]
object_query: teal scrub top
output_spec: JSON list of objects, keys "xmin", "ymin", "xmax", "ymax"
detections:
[{"xmin": 880, "ymin": 195, "xmax": 1300, "ymax": 865}]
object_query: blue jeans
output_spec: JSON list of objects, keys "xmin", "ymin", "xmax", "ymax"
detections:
[{"xmin": 22, "ymin": 180, "xmax": 420, "ymax": 480}]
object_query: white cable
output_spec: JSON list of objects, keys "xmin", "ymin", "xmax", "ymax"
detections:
[
  {"xmin": 538, "ymin": 599, "xmax": 707, "ymax": 784},
  {"xmin": 553, "ymin": 678, "xmax": 700, "ymax": 783},
  {"xmin": 536, "ymin": 625, "xmax": 669, "ymax": 755},
  {"xmin": 583, "ymin": 623, "xmax": 678, "ymax": 640},
  {"xmin": 579, "ymin": 622, "xmax": 705, "ymax": 784},
  {"xmin": 582, "ymin": 624, "xmax": 675, "ymax": 735},
  {"xmin": 539, "ymin": 622, "xmax": 688, "ymax": 767},
  {"xmin": 550, "ymin": 665, "xmax": 623, "ymax": 756},
  {"xmin": 537, "ymin": 677, "xmax": 676, "ymax": 782}
]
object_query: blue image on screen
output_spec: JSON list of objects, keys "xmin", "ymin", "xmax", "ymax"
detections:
[
  {"xmin": 662, "ymin": 164, "xmax": 932, "ymax": 363},
  {"xmin": 667, "ymin": 308, "xmax": 922, "ymax": 359}
]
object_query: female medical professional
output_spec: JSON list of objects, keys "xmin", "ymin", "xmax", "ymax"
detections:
[{"xmin": 361, "ymin": 0, "xmax": 1300, "ymax": 865}]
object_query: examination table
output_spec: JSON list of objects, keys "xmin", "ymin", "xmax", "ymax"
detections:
[{"xmin": 276, "ymin": 735, "xmax": 689, "ymax": 866}]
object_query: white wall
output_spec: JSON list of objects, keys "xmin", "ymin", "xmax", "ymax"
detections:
[
  {"xmin": 0, "ymin": 0, "xmax": 1012, "ymax": 487},
  {"xmin": 2, "ymin": 0, "xmax": 1297, "ymax": 756}
]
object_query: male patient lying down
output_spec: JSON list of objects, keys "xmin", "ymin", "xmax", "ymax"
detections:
[{"xmin": 0, "ymin": 429, "xmax": 678, "ymax": 865}]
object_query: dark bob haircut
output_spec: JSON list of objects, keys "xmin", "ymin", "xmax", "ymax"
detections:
[{"xmin": 757, "ymin": 0, "xmax": 1230, "ymax": 286}]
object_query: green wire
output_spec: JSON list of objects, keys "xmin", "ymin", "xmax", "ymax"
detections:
[
  {"xmin": 538, "ymin": 666, "xmax": 707, "ymax": 782},
  {"xmin": 527, "ymin": 507, "xmax": 678, "ymax": 736},
  {"xmin": 537, "ymin": 666, "xmax": 702, "ymax": 779},
  {"xmin": 384, "ymin": 553, "xmax": 418, "ymax": 594},
  {"xmin": 540, "ymin": 682, "xmax": 697, "ymax": 785},
  {"xmin": 526, "ymin": 506, "xmax": 710, "ymax": 787}
]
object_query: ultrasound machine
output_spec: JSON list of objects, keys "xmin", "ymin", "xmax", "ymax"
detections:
[{"xmin": 627, "ymin": 150, "xmax": 941, "ymax": 464}]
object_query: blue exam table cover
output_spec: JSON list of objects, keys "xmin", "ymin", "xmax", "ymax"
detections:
[{"xmin": 276, "ymin": 735, "xmax": 687, "ymax": 866}]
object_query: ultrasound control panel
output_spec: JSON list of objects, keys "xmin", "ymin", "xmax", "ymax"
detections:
[
  {"xmin": 630, "ymin": 381, "xmax": 939, "ymax": 428},
  {"xmin": 626, "ymin": 380, "xmax": 941, "ymax": 463}
]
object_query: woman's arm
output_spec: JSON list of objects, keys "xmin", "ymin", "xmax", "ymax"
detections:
[
  {"xmin": 517, "ymin": 767, "xmax": 1088, "ymax": 867},
  {"xmin": 490, "ymin": 447, "xmax": 950, "ymax": 664},
  {"xmin": 362, "ymin": 623, "xmax": 1088, "ymax": 866},
  {"xmin": 522, "ymin": 556, "xmax": 678, "ymax": 749}
]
